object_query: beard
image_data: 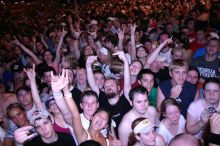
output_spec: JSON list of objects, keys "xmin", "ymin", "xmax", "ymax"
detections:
[{"xmin": 105, "ymin": 89, "xmax": 117, "ymax": 99}]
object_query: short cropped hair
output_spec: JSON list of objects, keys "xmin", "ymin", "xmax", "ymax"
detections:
[
  {"xmin": 129, "ymin": 86, "xmax": 148, "ymax": 101},
  {"xmin": 169, "ymin": 59, "xmax": 188, "ymax": 72}
]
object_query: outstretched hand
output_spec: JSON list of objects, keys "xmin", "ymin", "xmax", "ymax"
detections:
[
  {"xmin": 51, "ymin": 69, "xmax": 69, "ymax": 92},
  {"xmin": 116, "ymin": 28, "xmax": 125, "ymax": 40},
  {"xmin": 24, "ymin": 64, "xmax": 36, "ymax": 82},
  {"xmin": 130, "ymin": 24, "xmax": 137, "ymax": 34},
  {"xmin": 113, "ymin": 51, "xmax": 127, "ymax": 62},
  {"xmin": 14, "ymin": 126, "xmax": 38, "ymax": 145},
  {"xmin": 86, "ymin": 55, "xmax": 97, "ymax": 67},
  {"xmin": 13, "ymin": 36, "xmax": 21, "ymax": 46}
]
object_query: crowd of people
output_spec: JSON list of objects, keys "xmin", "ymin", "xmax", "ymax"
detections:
[{"xmin": 0, "ymin": 0, "xmax": 220, "ymax": 146}]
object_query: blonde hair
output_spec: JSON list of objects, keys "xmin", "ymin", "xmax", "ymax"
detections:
[{"xmin": 169, "ymin": 59, "xmax": 188, "ymax": 72}]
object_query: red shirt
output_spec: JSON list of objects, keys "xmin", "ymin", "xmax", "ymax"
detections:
[{"xmin": 189, "ymin": 40, "xmax": 206, "ymax": 53}]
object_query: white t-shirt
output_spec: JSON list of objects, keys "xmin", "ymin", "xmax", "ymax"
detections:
[
  {"xmin": 80, "ymin": 113, "xmax": 90, "ymax": 130},
  {"xmin": 26, "ymin": 104, "xmax": 37, "ymax": 120},
  {"xmin": 157, "ymin": 115, "xmax": 185, "ymax": 143},
  {"xmin": 158, "ymin": 48, "xmax": 172, "ymax": 63}
]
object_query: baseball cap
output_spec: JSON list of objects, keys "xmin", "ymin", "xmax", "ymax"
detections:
[
  {"xmin": 45, "ymin": 96, "xmax": 55, "ymax": 109},
  {"xmin": 89, "ymin": 20, "xmax": 98, "ymax": 25},
  {"xmin": 133, "ymin": 119, "xmax": 156, "ymax": 134},
  {"xmin": 99, "ymin": 47, "xmax": 109, "ymax": 56},
  {"xmin": 30, "ymin": 109, "xmax": 51, "ymax": 126}
]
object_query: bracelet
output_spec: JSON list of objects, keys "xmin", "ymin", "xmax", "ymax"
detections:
[
  {"xmin": 53, "ymin": 92, "xmax": 63, "ymax": 97},
  {"xmin": 64, "ymin": 93, "xmax": 72, "ymax": 98},
  {"xmin": 209, "ymin": 132, "xmax": 220, "ymax": 145}
]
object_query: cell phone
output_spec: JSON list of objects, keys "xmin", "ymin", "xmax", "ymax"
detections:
[{"xmin": 208, "ymin": 107, "xmax": 216, "ymax": 113}]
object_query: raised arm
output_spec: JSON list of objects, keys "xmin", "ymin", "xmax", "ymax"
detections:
[
  {"xmin": 40, "ymin": 34, "xmax": 49, "ymax": 49},
  {"xmin": 86, "ymin": 56, "xmax": 100, "ymax": 95},
  {"xmin": 54, "ymin": 28, "xmax": 67, "ymax": 64},
  {"xmin": 130, "ymin": 24, "xmax": 137, "ymax": 61},
  {"xmin": 63, "ymin": 81, "xmax": 88, "ymax": 144},
  {"xmin": 144, "ymin": 38, "xmax": 172, "ymax": 68},
  {"xmin": 24, "ymin": 64, "xmax": 44, "ymax": 109},
  {"xmin": 13, "ymin": 37, "xmax": 42, "ymax": 65},
  {"xmin": 50, "ymin": 69, "xmax": 72, "ymax": 126},
  {"xmin": 113, "ymin": 51, "xmax": 131, "ymax": 104},
  {"xmin": 116, "ymin": 28, "xmax": 125, "ymax": 51}
]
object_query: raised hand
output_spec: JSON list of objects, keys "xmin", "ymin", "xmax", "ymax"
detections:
[
  {"xmin": 130, "ymin": 24, "xmax": 137, "ymax": 34},
  {"xmin": 113, "ymin": 51, "xmax": 127, "ymax": 62},
  {"xmin": 13, "ymin": 36, "xmax": 21, "ymax": 46},
  {"xmin": 67, "ymin": 15, "xmax": 73, "ymax": 24},
  {"xmin": 24, "ymin": 64, "xmax": 36, "ymax": 82},
  {"xmin": 86, "ymin": 55, "xmax": 97, "ymax": 67},
  {"xmin": 88, "ymin": 31, "xmax": 97, "ymax": 40},
  {"xmin": 51, "ymin": 69, "xmax": 69, "ymax": 92},
  {"xmin": 14, "ymin": 126, "xmax": 38, "ymax": 145},
  {"xmin": 116, "ymin": 28, "xmax": 125, "ymax": 40}
]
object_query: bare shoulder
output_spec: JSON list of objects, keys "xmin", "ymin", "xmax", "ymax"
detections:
[
  {"xmin": 119, "ymin": 110, "xmax": 135, "ymax": 127},
  {"xmin": 156, "ymin": 133, "xmax": 166, "ymax": 146},
  {"xmin": 147, "ymin": 106, "xmax": 157, "ymax": 115}
]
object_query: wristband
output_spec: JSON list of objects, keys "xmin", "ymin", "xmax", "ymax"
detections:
[
  {"xmin": 209, "ymin": 132, "xmax": 220, "ymax": 145},
  {"xmin": 53, "ymin": 92, "xmax": 62, "ymax": 97}
]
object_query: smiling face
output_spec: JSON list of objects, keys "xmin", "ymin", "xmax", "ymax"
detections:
[
  {"xmin": 206, "ymin": 40, "xmax": 219, "ymax": 56},
  {"xmin": 8, "ymin": 107, "xmax": 28, "ymax": 127},
  {"xmin": 186, "ymin": 70, "xmax": 199, "ymax": 85},
  {"xmin": 170, "ymin": 67, "xmax": 187, "ymax": 85},
  {"xmin": 104, "ymin": 79, "xmax": 119, "ymax": 99},
  {"xmin": 130, "ymin": 61, "xmax": 142, "ymax": 76}
]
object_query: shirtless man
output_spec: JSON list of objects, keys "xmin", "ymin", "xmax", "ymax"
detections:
[
  {"xmin": 118, "ymin": 86, "xmax": 159, "ymax": 146},
  {"xmin": 0, "ymin": 83, "xmax": 18, "ymax": 129}
]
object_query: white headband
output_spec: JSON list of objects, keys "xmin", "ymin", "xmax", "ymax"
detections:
[{"xmin": 133, "ymin": 119, "xmax": 155, "ymax": 134}]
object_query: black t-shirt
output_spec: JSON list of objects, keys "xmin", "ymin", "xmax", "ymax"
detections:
[
  {"xmin": 154, "ymin": 67, "xmax": 171, "ymax": 85},
  {"xmin": 98, "ymin": 91, "xmax": 132, "ymax": 137},
  {"xmin": 24, "ymin": 132, "xmax": 76, "ymax": 146},
  {"xmin": 71, "ymin": 86, "xmax": 83, "ymax": 113}
]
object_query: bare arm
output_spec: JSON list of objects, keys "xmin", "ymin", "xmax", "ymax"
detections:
[
  {"xmin": 116, "ymin": 28, "xmax": 124, "ymax": 51},
  {"xmin": 24, "ymin": 64, "xmax": 44, "ymax": 109},
  {"xmin": 113, "ymin": 51, "xmax": 131, "ymax": 104},
  {"xmin": 186, "ymin": 108, "xmax": 211, "ymax": 135},
  {"xmin": 86, "ymin": 56, "xmax": 100, "ymax": 95},
  {"xmin": 13, "ymin": 37, "xmax": 42, "ymax": 65},
  {"xmin": 54, "ymin": 28, "xmax": 67, "ymax": 64},
  {"xmin": 130, "ymin": 24, "xmax": 137, "ymax": 61},
  {"xmin": 156, "ymin": 86, "xmax": 165, "ymax": 112},
  {"xmin": 3, "ymin": 138, "xmax": 13, "ymax": 146},
  {"xmin": 144, "ymin": 38, "xmax": 172, "ymax": 68},
  {"xmin": 63, "ymin": 87, "xmax": 88, "ymax": 144},
  {"xmin": 40, "ymin": 34, "xmax": 49, "ymax": 49},
  {"xmin": 118, "ymin": 119, "xmax": 131, "ymax": 146},
  {"xmin": 50, "ymin": 70, "xmax": 73, "ymax": 126}
]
